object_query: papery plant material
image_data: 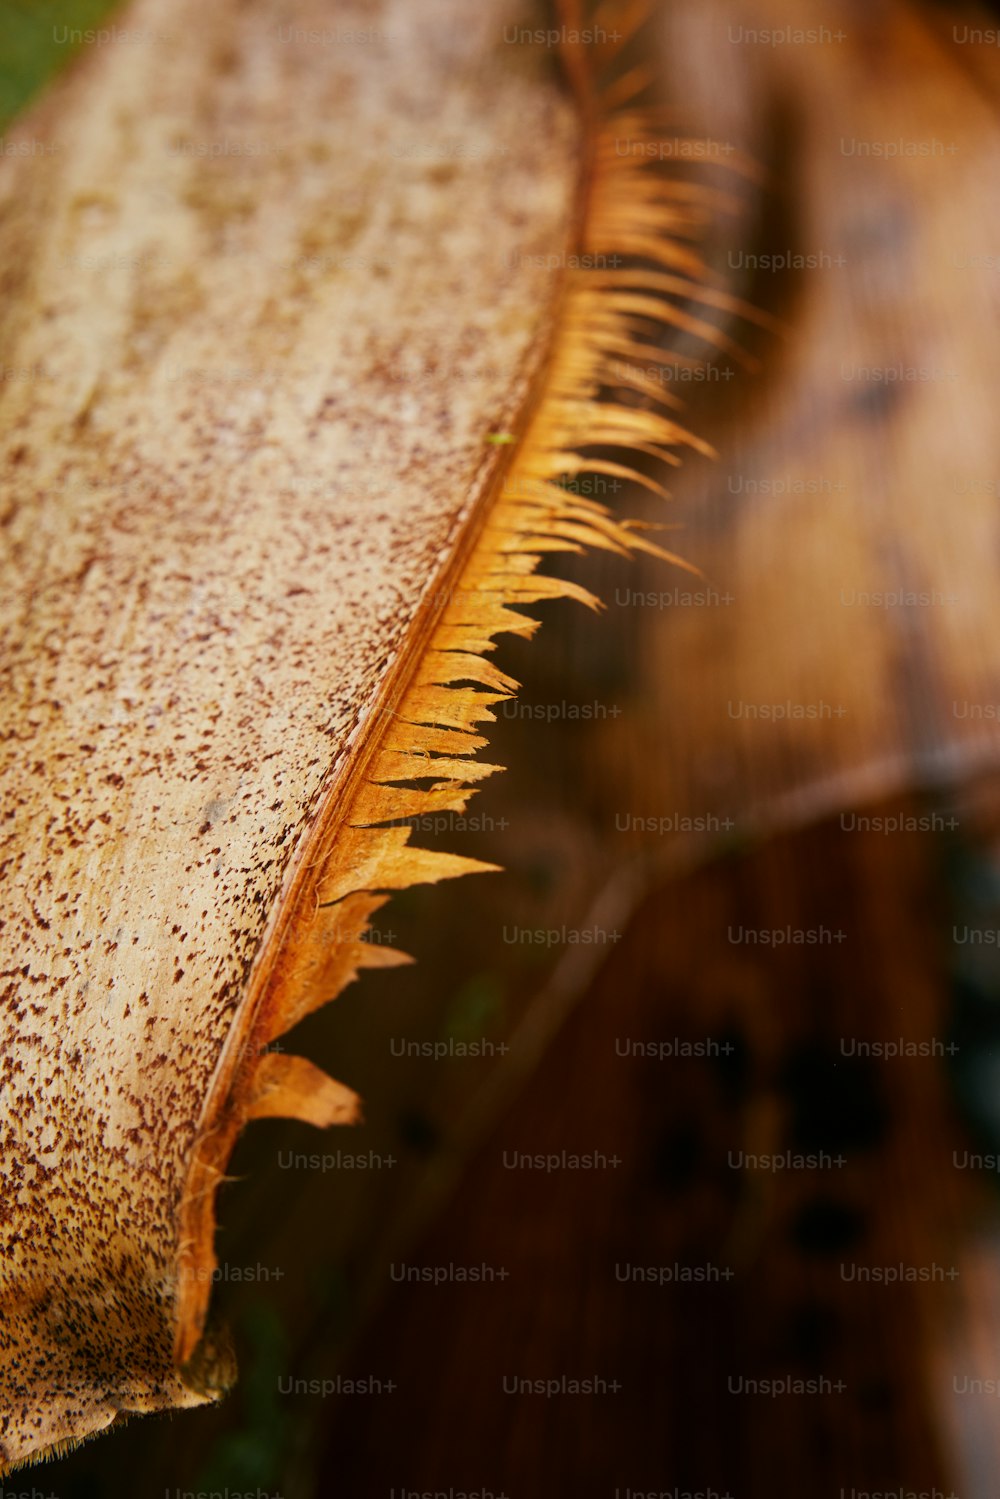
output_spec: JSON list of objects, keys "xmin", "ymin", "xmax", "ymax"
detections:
[{"xmin": 0, "ymin": 0, "xmax": 745, "ymax": 1471}]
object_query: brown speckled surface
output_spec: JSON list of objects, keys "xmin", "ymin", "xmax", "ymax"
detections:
[{"xmin": 0, "ymin": 0, "xmax": 577, "ymax": 1467}]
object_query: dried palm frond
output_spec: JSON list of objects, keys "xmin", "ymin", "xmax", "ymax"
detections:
[{"xmin": 0, "ymin": 0, "xmax": 746, "ymax": 1470}]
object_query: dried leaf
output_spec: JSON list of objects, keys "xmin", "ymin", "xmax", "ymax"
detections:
[{"xmin": 0, "ymin": 0, "xmax": 736, "ymax": 1469}]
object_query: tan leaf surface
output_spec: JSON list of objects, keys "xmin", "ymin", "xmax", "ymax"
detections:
[
  {"xmin": 0, "ymin": 0, "xmax": 577, "ymax": 1467},
  {"xmin": 0, "ymin": 0, "xmax": 728, "ymax": 1470}
]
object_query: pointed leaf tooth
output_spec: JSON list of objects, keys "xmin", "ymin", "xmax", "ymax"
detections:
[
  {"xmin": 382, "ymin": 721, "xmax": 487, "ymax": 757},
  {"xmin": 350, "ymin": 780, "xmax": 476, "ymax": 826},
  {"xmin": 488, "ymin": 573, "xmax": 603, "ymax": 610},
  {"xmin": 370, "ymin": 750, "xmax": 505, "ymax": 786},
  {"xmin": 496, "ymin": 534, "xmax": 585, "ymax": 556},
  {"xmin": 415, "ymin": 651, "xmax": 519, "ymax": 693},
  {"xmin": 244, "ymin": 1054, "xmax": 360, "ymax": 1128},
  {"xmin": 397, "ymin": 685, "xmax": 508, "ymax": 732},
  {"xmin": 317, "ymin": 824, "xmax": 500, "ymax": 905}
]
